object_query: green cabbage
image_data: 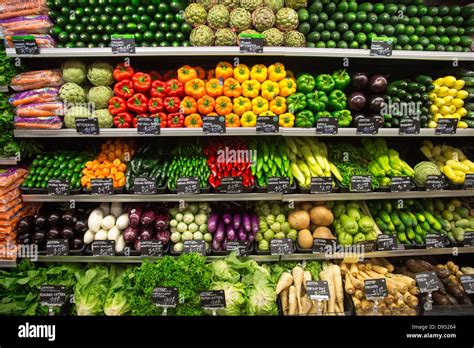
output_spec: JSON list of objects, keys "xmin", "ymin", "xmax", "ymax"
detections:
[
  {"xmin": 209, "ymin": 259, "xmax": 240, "ymax": 282},
  {"xmin": 59, "ymin": 82, "xmax": 86, "ymax": 103},
  {"xmin": 88, "ymin": 86, "xmax": 114, "ymax": 109},
  {"xmin": 74, "ymin": 266, "xmax": 110, "ymax": 316},
  {"xmin": 92, "ymin": 109, "xmax": 113, "ymax": 128},
  {"xmin": 104, "ymin": 266, "xmax": 130, "ymax": 316},
  {"xmin": 64, "ymin": 106, "xmax": 92, "ymax": 128},
  {"xmin": 210, "ymin": 281, "xmax": 246, "ymax": 316},
  {"xmin": 87, "ymin": 61, "xmax": 114, "ymax": 86},
  {"xmin": 246, "ymin": 274, "xmax": 278, "ymax": 315},
  {"xmin": 62, "ymin": 60, "xmax": 87, "ymax": 84}
]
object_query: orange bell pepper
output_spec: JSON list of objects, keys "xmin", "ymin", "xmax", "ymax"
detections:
[
  {"xmin": 269, "ymin": 96, "xmax": 287, "ymax": 115},
  {"xmin": 185, "ymin": 78, "xmax": 206, "ymax": 99},
  {"xmin": 223, "ymin": 78, "xmax": 242, "ymax": 98},
  {"xmin": 197, "ymin": 95, "xmax": 216, "ymax": 115},
  {"xmin": 177, "ymin": 65, "xmax": 197, "ymax": 84},
  {"xmin": 180, "ymin": 96, "xmax": 197, "ymax": 115},
  {"xmin": 194, "ymin": 66, "xmax": 206, "ymax": 79},
  {"xmin": 233, "ymin": 64, "xmax": 250, "ymax": 83},
  {"xmin": 215, "ymin": 61, "xmax": 234, "ymax": 80},
  {"xmin": 207, "ymin": 112, "xmax": 218, "ymax": 116},
  {"xmin": 215, "ymin": 96, "xmax": 233, "ymax": 115},
  {"xmin": 184, "ymin": 113, "xmax": 203, "ymax": 128},
  {"xmin": 205, "ymin": 78, "xmax": 223, "ymax": 97},
  {"xmin": 226, "ymin": 113, "xmax": 241, "ymax": 127}
]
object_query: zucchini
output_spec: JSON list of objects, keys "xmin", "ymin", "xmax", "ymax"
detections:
[
  {"xmin": 415, "ymin": 74, "xmax": 433, "ymax": 85},
  {"xmin": 462, "ymin": 76, "xmax": 474, "ymax": 87}
]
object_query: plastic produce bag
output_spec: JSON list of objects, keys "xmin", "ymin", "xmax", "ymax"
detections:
[
  {"xmin": 0, "ymin": 15, "xmax": 52, "ymax": 35},
  {"xmin": 9, "ymin": 87, "xmax": 59, "ymax": 106},
  {"xmin": 14, "ymin": 116, "xmax": 63, "ymax": 129},
  {"xmin": 0, "ymin": 168, "xmax": 27, "ymax": 188},
  {"xmin": 0, "ymin": 0, "xmax": 48, "ymax": 20},
  {"xmin": 15, "ymin": 102, "xmax": 65, "ymax": 117},
  {"xmin": 10, "ymin": 69, "xmax": 63, "ymax": 91}
]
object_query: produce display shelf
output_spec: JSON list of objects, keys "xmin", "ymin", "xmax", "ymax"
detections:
[
  {"xmin": 0, "ymin": 260, "xmax": 17, "ymax": 268},
  {"xmin": 0, "ymin": 157, "xmax": 17, "ymax": 165},
  {"xmin": 13, "ymin": 128, "xmax": 474, "ymax": 138},
  {"xmin": 5, "ymin": 47, "xmax": 474, "ymax": 61}
]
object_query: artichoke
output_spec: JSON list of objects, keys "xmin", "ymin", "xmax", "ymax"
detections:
[
  {"xmin": 284, "ymin": 0, "xmax": 306, "ymax": 9},
  {"xmin": 229, "ymin": 8, "xmax": 252, "ymax": 32},
  {"xmin": 61, "ymin": 60, "xmax": 87, "ymax": 84},
  {"xmin": 92, "ymin": 109, "xmax": 113, "ymax": 128},
  {"xmin": 64, "ymin": 106, "xmax": 92, "ymax": 128},
  {"xmin": 215, "ymin": 28, "xmax": 238, "ymax": 46},
  {"xmin": 263, "ymin": 28, "xmax": 284, "ymax": 46},
  {"xmin": 275, "ymin": 7, "xmax": 298, "ymax": 31},
  {"xmin": 59, "ymin": 83, "xmax": 86, "ymax": 103},
  {"xmin": 252, "ymin": 7, "xmax": 275, "ymax": 32},
  {"xmin": 88, "ymin": 86, "xmax": 114, "ymax": 109},
  {"xmin": 190, "ymin": 25, "xmax": 215, "ymax": 46},
  {"xmin": 219, "ymin": 0, "xmax": 240, "ymax": 9},
  {"xmin": 240, "ymin": 0, "xmax": 263, "ymax": 12},
  {"xmin": 87, "ymin": 61, "xmax": 114, "ymax": 86},
  {"xmin": 207, "ymin": 4, "xmax": 230, "ymax": 29},
  {"xmin": 184, "ymin": 3, "xmax": 208, "ymax": 27},
  {"xmin": 283, "ymin": 30, "xmax": 306, "ymax": 47},
  {"xmin": 195, "ymin": 0, "xmax": 216, "ymax": 11},
  {"xmin": 263, "ymin": 0, "xmax": 284, "ymax": 12}
]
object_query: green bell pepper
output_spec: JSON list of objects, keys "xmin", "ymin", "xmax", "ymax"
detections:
[
  {"xmin": 368, "ymin": 161, "xmax": 385, "ymax": 178},
  {"xmin": 305, "ymin": 90, "xmax": 328, "ymax": 113},
  {"xmin": 328, "ymin": 89, "xmax": 347, "ymax": 111},
  {"xmin": 315, "ymin": 110, "xmax": 332, "ymax": 120},
  {"xmin": 295, "ymin": 110, "xmax": 315, "ymax": 128},
  {"xmin": 332, "ymin": 69, "xmax": 350, "ymax": 90},
  {"xmin": 314, "ymin": 74, "xmax": 335, "ymax": 93},
  {"xmin": 331, "ymin": 109, "xmax": 352, "ymax": 127},
  {"xmin": 287, "ymin": 92, "xmax": 307, "ymax": 113},
  {"xmin": 296, "ymin": 73, "xmax": 315, "ymax": 93}
]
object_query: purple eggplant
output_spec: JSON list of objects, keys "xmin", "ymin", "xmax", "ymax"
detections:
[
  {"xmin": 352, "ymin": 72, "xmax": 369, "ymax": 90},
  {"xmin": 134, "ymin": 238, "xmax": 142, "ymax": 251},
  {"xmin": 60, "ymin": 226, "xmax": 75, "ymax": 240},
  {"xmin": 17, "ymin": 216, "xmax": 33, "ymax": 234},
  {"xmin": 71, "ymin": 237, "xmax": 83, "ymax": 250},
  {"xmin": 215, "ymin": 220, "xmax": 225, "ymax": 242},
  {"xmin": 226, "ymin": 225, "xmax": 236, "ymax": 241},
  {"xmin": 17, "ymin": 232, "xmax": 31, "ymax": 244},
  {"xmin": 353, "ymin": 113, "xmax": 366, "ymax": 126},
  {"xmin": 129, "ymin": 208, "xmax": 142, "ymax": 227},
  {"xmin": 154, "ymin": 214, "xmax": 169, "ymax": 231},
  {"xmin": 34, "ymin": 215, "xmax": 47, "ymax": 228},
  {"xmin": 47, "ymin": 211, "xmax": 62, "ymax": 226},
  {"xmin": 47, "ymin": 227, "xmax": 60, "ymax": 239},
  {"xmin": 207, "ymin": 213, "xmax": 219, "ymax": 233},
  {"xmin": 155, "ymin": 230, "xmax": 170, "ymax": 245},
  {"xmin": 242, "ymin": 213, "xmax": 251, "ymax": 232},
  {"xmin": 140, "ymin": 225, "xmax": 154, "ymax": 240},
  {"xmin": 248, "ymin": 233, "xmax": 255, "ymax": 243},
  {"xmin": 74, "ymin": 218, "xmax": 88, "ymax": 233},
  {"xmin": 33, "ymin": 230, "xmax": 46, "ymax": 244},
  {"xmin": 349, "ymin": 92, "xmax": 366, "ymax": 111},
  {"xmin": 250, "ymin": 214, "xmax": 259, "ymax": 234},
  {"xmin": 222, "ymin": 238, "xmax": 228, "ymax": 250},
  {"xmin": 238, "ymin": 225, "xmax": 247, "ymax": 241},
  {"xmin": 61, "ymin": 210, "xmax": 75, "ymax": 225},
  {"xmin": 223, "ymin": 213, "xmax": 232, "ymax": 225},
  {"xmin": 141, "ymin": 210, "xmax": 156, "ymax": 226},
  {"xmin": 123, "ymin": 226, "xmax": 139, "ymax": 243},
  {"xmin": 369, "ymin": 74, "xmax": 388, "ymax": 94},
  {"xmin": 233, "ymin": 213, "xmax": 241, "ymax": 230},
  {"xmin": 373, "ymin": 115, "xmax": 384, "ymax": 127},
  {"xmin": 212, "ymin": 238, "xmax": 221, "ymax": 251},
  {"xmin": 369, "ymin": 95, "xmax": 385, "ymax": 113}
]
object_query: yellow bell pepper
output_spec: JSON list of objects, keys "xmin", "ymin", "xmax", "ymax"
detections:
[
  {"xmin": 241, "ymin": 79, "xmax": 261, "ymax": 98},
  {"xmin": 232, "ymin": 96, "xmax": 251, "ymax": 116},
  {"xmin": 233, "ymin": 64, "xmax": 250, "ymax": 83},
  {"xmin": 250, "ymin": 64, "xmax": 268, "ymax": 83},
  {"xmin": 240, "ymin": 111, "xmax": 257, "ymax": 127},
  {"xmin": 261, "ymin": 80, "xmax": 279, "ymax": 100},
  {"xmin": 269, "ymin": 96, "xmax": 287, "ymax": 115},
  {"xmin": 259, "ymin": 111, "xmax": 276, "ymax": 117},
  {"xmin": 267, "ymin": 63, "xmax": 286, "ymax": 82},
  {"xmin": 279, "ymin": 112, "xmax": 295, "ymax": 127},
  {"xmin": 251, "ymin": 96, "xmax": 269, "ymax": 114},
  {"xmin": 278, "ymin": 77, "xmax": 297, "ymax": 97}
]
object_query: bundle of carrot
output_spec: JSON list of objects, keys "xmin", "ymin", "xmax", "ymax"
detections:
[{"xmin": 340, "ymin": 258, "xmax": 419, "ymax": 316}]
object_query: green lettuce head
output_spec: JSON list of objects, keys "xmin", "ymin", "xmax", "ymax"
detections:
[
  {"xmin": 74, "ymin": 266, "xmax": 109, "ymax": 316},
  {"xmin": 87, "ymin": 61, "xmax": 114, "ymax": 86},
  {"xmin": 62, "ymin": 60, "xmax": 87, "ymax": 84},
  {"xmin": 246, "ymin": 274, "xmax": 277, "ymax": 315},
  {"xmin": 211, "ymin": 281, "xmax": 247, "ymax": 316},
  {"xmin": 209, "ymin": 259, "xmax": 240, "ymax": 282},
  {"xmin": 88, "ymin": 86, "xmax": 114, "ymax": 109}
]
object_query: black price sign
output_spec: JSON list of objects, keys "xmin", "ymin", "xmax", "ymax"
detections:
[
  {"xmin": 370, "ymin": 36, "xmax": 393, "ymax": 56},
  {"xmin": 306, "ymin": 280, "xmax": 330, "ymax": 300},
  {"xmin": 358, "ymin": 240, "xmax": 376, "ymax": 253},
  {"xmin": 200, "ymin": 290, "xmax": 226, "ymax": 309},
  {"xmin": 140, "ymin": 240, "xmax": 163, "ymax": 257},
  {"xmin": 356, "ymin": 117, "xmax": 379, "ymax": 134},
  {"xmin": 376, "ymin": 234, "xmax": 397, "ymax": 251},
  {"xmin": 226, "ymin": 241, "xmax": 249, "ymax": 256},
  {"xmin": 390, "ymin": 176, "xmax": 411, "ymax": 192},
  {"xmin": 12, "ymin": 35, "xmax": 39, "ymax": 55},
  {"xmin": 312, "ymin": 238, "xmax": 334, "ymax": 253},
  {"xmin": 92, "ymin": 240, "xmax": 115, "ymax": 256},
  {"xmin": 46, "ymin": 239, "xmax": 69, "ymax": 256},
  {"xmin": 133, "ymin": 177, "xmax": 156, "ymax": 195},
  {"xmin": 460, "ymin": 275, "xmax": 474, "ymax": 295},
  {"xmin": 47, "ymin": 179, "xmax": 70, "ymax": 196},
  {"xmin": 183, "ymin": 240, "xmax": 206, "ymax": 256},
  {"xmin": 267, "ymin": 176, "xmax": 290, "ymax": 193},
  {"xmin": 364, "ymin": 278, "xmax": 388, "ymax": 299},
  {"xmin": 219, "ymin": 176, "xmax": 243, "ymax": 194},
  {"xmin": 350, "ymin": 175, "xmax": 372, "ymax": 192},
  {"xmin": 435, "ymin": 118, "xmax": 458, "ymax": 135},
  {"xmin": 111, "ymin": 34, "xmax": 136, "ymax": 54},
  {"xmin": 91, "ymin": 178, "xmax": 114, "ymax": 195},
  {"xmin": 137, "ymin": 117, "xmax": 160, "ymax": 135},
  {"xmin": 426, "ymin": 175, "xmax": 445, "ymax": 191},
  {"xmin": 256, "ymin": 116, "xmax": 279, "ymax": 133},
  {"xmin": 153, "ymin": 287, "xmax": 178, "ymax": 307},
  {"xmin": 75, "ymin": 118, "xmax": 99, "ymax": 135},
  {"xmin": 416, "ymin": 271, "xmax": 440, "ymax": 293},
  {"xmin": 40, "ymin": 285, "xmax": 66, "ymax": 306},
  {"xmin": 177, "ymin": 177, "xmax": 200, "ymax": 195},
  {"xmin": 463, "ymin": 232, "xmax": 474, "ymax": 247},
  {"xmin": 310, "ymin": 177, "xmax": 332, "ymax": 194},
  {"xmin": 239, "ymin": 33, "xmax": 264, "ymax": 53},
  {"xmin": 203, "ymin": 116, "xmax": 226, "ymax": 134},
  {"xmin": 316, "ymin": 117, "xmax": 338, "ymax": 135},
  {"xmin": 426, "ymin": 234, "xmax": 445, "ymax": 249},
  {"xmin": 464, "ymin": 174, "xmax": 474, "ymax": 190},
  {"xmin": 270, "ymin": 238, "xmax": 293, "ymax": 255},
  {"xmin": 399, "ymin": 118, "xmax": 420, "ymax": 135}
]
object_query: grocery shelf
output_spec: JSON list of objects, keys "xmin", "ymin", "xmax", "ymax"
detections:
[
  {"xmin": 282, "ymin": 128, "xmax": 474, "ymax": 137},
  {"xmin": 5, "ymin": 47, "xmax": 474, "ymax": 61},
  {"xmin": 0, "ymin": 157, "xmax": 17, "ymax": 165},
  {"xmin": 34, "ymin": 255, "xmax": 280, "ymax": 263},
  {"xmin": 0, "ymin": 260, "xmax": 17, "ymax": 268}
]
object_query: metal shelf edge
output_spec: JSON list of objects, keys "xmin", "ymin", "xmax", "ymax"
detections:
[
  {"xmin": 0, "ymin": 260, "xmax": 17, "ymax": 268},
  {"xmin": 0, "ymin": 157, "xmax": 17, "ymax": 165}
]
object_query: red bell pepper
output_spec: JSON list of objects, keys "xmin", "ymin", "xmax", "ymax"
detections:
[
  {"xmin": 164, "ymin": 96, "xmax": 180, "ymax": 113},
  {"xmin": 113, "ymin": 63, "xmax": 134, "ymax": 81},
  {"xmin": 163, "ymin": 70, "xmax": 177, "ymax": 81},
  {"xmin": 132, "ymin": 72, "xmax": 152, "ymax": 93},
  {"xmin": 148, "ymin": 97, "xmax": 164, "ymax": 113},
  {"xmin": 113, "ymin": 112, "xmax": 133, "ymax": 128},
  {"xmin": 149, "ymin": 70, "xmax": 162, "ymax": 81},
  {"xmin": 165, "ymin": 79, "xmax": 184, "ymax": 98},
  {"xmin": 114, "ymin": 80, "xmax": 134, "ymax": 99},
  {"xmin": 150, "ymin": 80, "xmax": 167, "ymax": 98},
  {"xmin": 108, "ymin": 96, "xmax": 127, "ymax": 115},
  {"xmin": 151, "ymin": 112, "xmax": 167, "ymax": 127},
  {"xmin": 132, "ymin": 116, "xmax": 139, "ymax": 128},
  {"xmin": 127, "ymin": 93, "xmax": 148, "ymax": 114},
  {"xmin": 167, "ymin": 113, "xmax": 184, "ymax": 128}
]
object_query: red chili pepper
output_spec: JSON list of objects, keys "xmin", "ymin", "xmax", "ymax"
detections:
[
  {"xmin": 108, "ymin": 96, "xmax": 127, "ymax": 115},
  {"xmin": 150, "ymin": 80, "xmax": 167, "ymax": 98},
  {"xmin": 132, "ymin": 72, "xmax": 152, "ymax": 93},
  {"xmin": 127, "ymin": 93, "xmax": 148, "ymax": 114},
  {"xmin": 113, "ymin": 63, "xmax": 134, "ymax": 81},
  {"xmin": 167, "ymin": 112, "xmax": 184, "ymax": 128},
  {"xmin": 114, "ymin": 80, "xmax": 134, "ymax": 99},
  {"xmin": 151, "ymin": 112, "xmax": 167, "ymax": 127},
  {"xmin": 164, "ymin": 96, "xmax": 180, "ymax": 113},
  {"xmin": 149, "ymin": 70, "xmax": 162, "ymax": 81},
  {"xmin": 113, "ymin": 112, "xmax": 133, "ymax": 128},
  {"xmin": 165, "ymin": 79, "xmax": 184, "ymax": 98},
  {"xmin": 147, "ymin": 97, "xmax": 164, "ymax": 114}
]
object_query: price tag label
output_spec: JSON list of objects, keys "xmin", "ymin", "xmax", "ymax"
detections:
[
  {"xmin": 316, "ymin": 117, "xmax": 338, "ymax": 135},
  {"xmin": 91, "ymin": 178, "xmax": 114, "ymax": 195},
  {"xmin": 358, "ymin": 240, "xmax": 376, "ymax": 253},
  {"xmin": 270, "ymin": 238, "xmax": 293, "ymax": 255},
  {"xmin": 310, "ymin": 177, "xmax": 332, "ymax": 194},
  {"xmin": 239, "ymin": 33, "xmax": 264, "ymax": 53},
  {"xmin": 426, "ymin": 234, "xmax": 445, "ymax": 249},
  {"xmin": 226, "ymin": 240, "xmax": 249, "ymax": 257},
  {"xmin": 47, "ymin": 179, "xmax": 70, "ymax": 196},
  {"xmin": 75, "ymin": 118, "xmax": 99, "ymax": 135},
  {"xmin": 390, "ymin": 176, "xmax": 411, "ymax": 192},
  {"xmin": 12, "ymin": 35, "xmax": 39, "ymax": 55},
  {"xmin": 92, "ymin": 240, "xmax": 115, "ymax": 256},
  {"xmin": 426, "ymin": 175, "xmax": 445, "ymax": 191},
  {"xmin": 153, "ymin": 287, "xmax": 178, "ymax": 307},
  {"xmin": 177, "ymin": 177, "xmax": 200, "ymax": 195},
  {"xmin": 200, "ymin": 290, "xmax": 226, "ymax": 309},
  {"xmin": 376, "ymin": 234, "xmax": 397, "ymax": 251},
  {"xmin": 312, "ymin": 238, "xmax": 334, "ymax": 253},
  {"xmin": 133, "ymin": 177, "xmax": 156, "ymax": 195},
  {"xmin": 137, "ymin": 117, "xmax": 160, "ymax": 135},
  {"xmin": 464, "ymin": 174, "xmax": 474, "ymax": 190},
  {"xmin": 399, "ymin": 118, "xmax": 420, "ymax": 135},
  {"xmin": 183, "ymin": 240, "xmax": 206, "ymax": 256},
  {"xmin": 356, "ymin": 117, "xmax": 379, "ymax": 135},
  {"xmin": 111, "ymin": 34, "xmax": 136, "ymax": 54},
  {"xmin": 370, "ymin": 36, "xmax": 393, "ymax": 56},
  {"xmin": 203, "ymin": 116, "xmax": 226, "ymax": 134},
  {"xmin": 218, "ymin": 176, "xmax": 243, "ymax": 194},
  {"xmin": 463, "ymin": 231, "xmax": 474, "ymax": 247},
  {"xmin": 435, "ymin": 118, "xmax": 458, "ymax": 135},
  {"xmin": 306, "ymin": 280, "xmax": 330, "ymax": 300},
  {"xmin": 256, "ymin": 115, "xmax": 279, "ymax": 133},
  {"xmin": 416, "ymin": 271, "xmax": 440, "ymax": 293},
  {"xmin": 140, "ymin": 240, "xmax": 163, "ymax": 257},
  {"xmin": 46, "ymin": 239, "xmax": 69, "ymax": 256},
  {"xmin": 350, "ymin": 175, "xmax": 372, "ymax": 192},
  {"xmin": 364, "ymin": 278, "xmax": 388, "ymax": 299},
  {"xmin": 267, "ymin": 176, "xmax": 290, "ymax": 193},
  {"xmin": 0, "ymin": 85, "xmax": 8, "ymax": 92},
  {"xmin": 40, "ymin": 285, "xmax": 66, "ymax": 306},
  {"xmin": 460, "ymin": 275, "xmax": 474, "ymax": 294}
]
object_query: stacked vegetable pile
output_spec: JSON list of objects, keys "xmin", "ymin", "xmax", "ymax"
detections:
[
  {"xmin": 255, "ymin": 202, "xmax": 295, "ymax": 251},
  {"xmin": 332, "ymin": 201, "xmax": 378, "ymax": 246},
  {"xmin": 348, "ymin": 73, "xmax": 386, "ymax": 127},
  {"xmin": 48, "ymin": 0, "xmax": 190, "ymax": 48},
  {"xmin": 290, "ymin": 70, "xmax": 352, "ymax": 127},
  {"xmin": 252, "ymin": 138, "xmax": 292, "ymax": 188},
  {"xmin": 185, "ymin": 0, "xmax": 305, "ymax": 47}
]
